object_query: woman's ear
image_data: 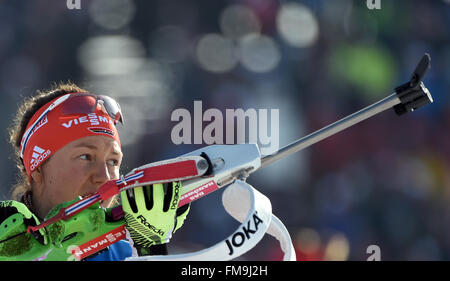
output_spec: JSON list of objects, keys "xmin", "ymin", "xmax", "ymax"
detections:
[{"xmin": 30, "ymin": 166, "xmax": 44, "ymax": 187}]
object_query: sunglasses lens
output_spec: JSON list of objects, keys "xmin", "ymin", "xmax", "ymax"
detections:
[
  {"xmin": 99, "ymin": 95, "xmax": 124, "ymax": 124},
  {"xmin": 61, "ymin": 94, "xmax": 97, "ymax": 115},
  {"xmin": 60, "ymin": 93, "xmax": 123, "ymax": 124}
]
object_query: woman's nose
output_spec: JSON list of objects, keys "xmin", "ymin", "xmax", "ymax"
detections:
[{"xmin": 92, "ymin": 161, "xmax": 111, "ymax": 185}]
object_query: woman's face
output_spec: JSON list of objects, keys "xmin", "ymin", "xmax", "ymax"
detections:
[{"xmin": 33, "ymin": 135, "xmax": 122, "ymax": 215}]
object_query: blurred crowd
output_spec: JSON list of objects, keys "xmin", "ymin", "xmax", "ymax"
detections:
[{"xmin": 0, "ymin": 0, "xmax": 449, "ymax": 260}]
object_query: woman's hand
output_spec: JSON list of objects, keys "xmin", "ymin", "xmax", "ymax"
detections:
[{"xmin": 120, "ymin": 181, "xmax": 190, "ymax": 256}]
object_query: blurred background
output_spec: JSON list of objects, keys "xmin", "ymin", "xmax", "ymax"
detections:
[{"xmin": 0, "ymin": 0, "xmax": 449, "ymax": 261}]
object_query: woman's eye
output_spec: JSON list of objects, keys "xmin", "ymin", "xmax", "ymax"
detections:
[
  {"xmin": 107, "ymin": 159, "xmax": 119, "ymax": 166},
  {"xmin": 79, "ymin": 154, "xmax": 91, "ymax": 161}
]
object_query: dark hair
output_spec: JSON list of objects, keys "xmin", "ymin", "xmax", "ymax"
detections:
[{"xmin": 8, "ymin": 82, "xmax": 88, "ymax": 200}]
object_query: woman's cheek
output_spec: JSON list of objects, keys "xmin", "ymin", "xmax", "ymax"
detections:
[{"xmin": 57, "ymin": 163, "xmax": 88, "ymax": 197}]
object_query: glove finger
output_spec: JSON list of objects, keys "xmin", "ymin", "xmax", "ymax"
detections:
[
  {"xmin": 162, "ymin": 183, "xmax": 172, "ymax": 212},
  {"xmin": 171, "ymin": 182, "xmax": 182, "ymax": 211},
  {"xmin": 163, "ymin": 182, "xmax": 181, "ymax": 212},
  {"xmin": 133, "ymin": 186, "xmax": 147, "ymax": 213},
  {"xmin": 121, "ymin": 188, "xmax": 138, "ymax": 213},
  {"xmin": 142, "ymin": 185, "xmax": 154, "ymax": 210},
  {"xmin": 152, "ymin": 183, "xmax": 165, "ymax": 212}
]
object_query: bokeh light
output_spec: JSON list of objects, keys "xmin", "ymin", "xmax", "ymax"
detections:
[
  {"xmin": 328, "ymin": 45, "xmax": 397, "ymax": 99},
  {"xmin": 295, "ymin": 228, "xmax": 322, "ymax": 259},
  {"xmin": 324, "ymin": 233, "xmax": 350, "ymax": 261},
  {"xmin": 239, "ymin": 33, "xmax": 281, "ymax": 73},
  {"xmin": 195, "ymin": 33, "xmax": 238, "ymax": 73},
  {"xmin": 88, "ymin": 0, "xmax": 135, "ymax": 30},
  {"xmin": 276, "ymin": 2, "xmax": 319, "ymax": 48},
  {"xmin": 220, "ymin": 4, "xmax": 261, "ymax": 40},
  {"xmin": 78, "ymin": 35, "xmax": 146, "ymax": 76}
]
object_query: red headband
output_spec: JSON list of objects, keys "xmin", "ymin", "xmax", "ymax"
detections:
[{"xmin": 20, "ymin": 93, "xmax": 121, "ymax": 178}]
